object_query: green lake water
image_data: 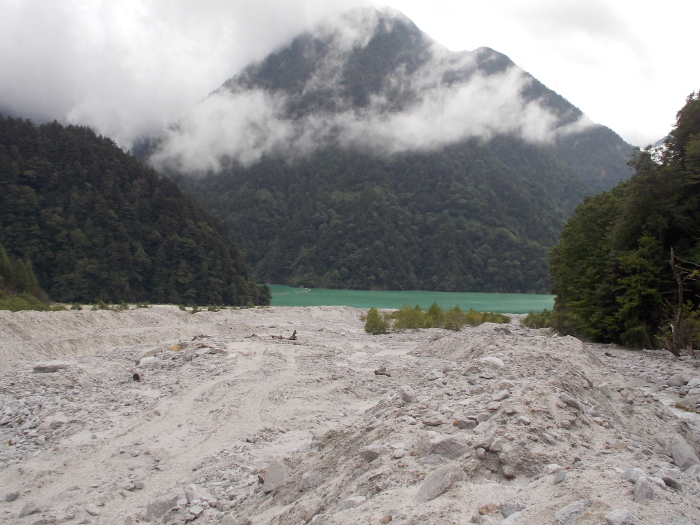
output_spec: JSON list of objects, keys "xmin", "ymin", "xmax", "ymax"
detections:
[{"xmin": 269, "ymin": 285, "xmax": 553, "ymax": 314}]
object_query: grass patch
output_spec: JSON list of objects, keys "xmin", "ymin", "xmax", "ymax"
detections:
[{"xmin": 0, "ymin": 290, "xmax": 65, "ymax": 312}]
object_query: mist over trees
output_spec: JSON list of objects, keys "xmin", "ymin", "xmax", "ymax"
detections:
[
  {"xmin": 0, "ymin": 115, "xmax": 270, "ymax": 306},
  {"xmin": 159, "ymin": 9, "xmax": 633, "ymax": 294},
  {"xmin": 549, "ymin": 92, "xmax": 700, "ymax": 351}
]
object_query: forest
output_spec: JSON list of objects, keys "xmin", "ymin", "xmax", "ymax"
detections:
[
  {"xmin": 0, "ymin": 116, "xmax": 270, "ymax": 306},
  {"xmin": 548, "ymin": 92, "xmax": 700, "ymax": 352},
  {"xmin": 178, "ymin": 133, "xmax": 628, "ymax": 294}
]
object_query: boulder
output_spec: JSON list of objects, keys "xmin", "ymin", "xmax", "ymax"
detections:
[
  {"xmin": 670, "ymin": 434, "xmax": 700, "ymax": 470},
  {"xmin": 33, "ymin": 361, "xmax": 68, "ymax": 373},
  {"xmin": 301, "ymin": 471, "xmax": 323, "ymax": 491},
  {"xmin": 185, "ymin": 483, "xmax": 215, "ymax": 503},
  {"xmin": 262, "ymin": 459, "xmax": 289, "ymax": 493},
  {"xmin": 632, "ymin": 478, "xmax": 655, "ymax": 502},
  {"xmin": 398, "ymin": 385, "xmax": 417, "ymax": 403},
  {"xmin": 18, "ymin": 501, "xmax": 40, "ymax": 518},
  {"xmin": 667, "ymin": 374, "xmax": 687, "ymax": 387},
  {"xmin": 554, "ymin": 499, "xmax": 590, "ymax": 525},
  {"xmin": 605, "ymin": 509, "xmax": 637, "ymax": 525},
  {"xmin": 416, "ymin": 464, "xmax": 465, "ymax": 503},
  {"xmin": 430, "ymin": 437, "xmax": 467, "ymax": 460},
  {"xmin": 146, "ymin": 487, "xmax": 186, "ymax": 520},
  {"xmin": 500, "ymin": 500, "xmax": 523, "ymax": 518}
]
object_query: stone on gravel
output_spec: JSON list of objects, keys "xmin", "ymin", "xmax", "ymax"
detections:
[
  {"xmin": 33, "ymin": 361, "xmax": 68, "ymax": 373},
  {"xmin": 480, "ymin": 357, "xmax": 504, "ymax": 368},
  {"xmin": 263, "ymin": 459, "xmax": 289, "ymax": 493},
  {"xmin": 685, "ymin": 464, "xmax": 700, "ymax": 480},
  {"xmin": 622, "ymin": 467, "xmax": 645, "ymax": 484},
  {"xmin": 398, "ymin": 385, "xmax": 417, "ymax": 403},
  {"xmin": 492, "ymin": 390, "xmax": 510, "ymax": 402},
  {"xmin": 500, "ymin": 500, "xmax": 523, "ymax": 517},
  {"xmin": 359, "ymin": 445, "xmax": 384, "ymax": 462},
  {"xmin": 478, "ymin": 502, "xmax": 499, "ymax": 514},
  {"xmin": 85, "ymin": 504, "xmax": 100, "ymax": 516},
  {"xmin": 5, "ymin": 491, "xmax": 19, "ymax": 502},
  {"xmin": 633, "ymin": 477, "xmax": 656, "ymax": 502},
  {"xmin": 301, "ymin": 471, "xmax": 323, "ymax": 491},
  {"xmin": 667, "ymin": 374, "xmax": 687, "ymax": 387},
  {"xmin": 554, "ymin": 470, "xmax": 567, "ymax": 484},
  {"xmin": 605, "ymin": 509, "xmax": 637, "ymax": 525},
  {"xmin": 554, "ymin": 499, "xmax": 590, "ymax": 525},
  {"xmin": 670, "ymin": 434, "xmax": 700, "ymax": 470},
  {"xmin": 186, "ymin": 483, "xmax": 215, "ymax": 503},
  {"xmin": 560, "ymin": 393, "xmax": 582, "ymax": 410},
  {"xmin": 18, "ymin": 501, "xmax": 40, "ymax": 518},
  {"xmin": 430, "ymin": 437, "xmax": 467, "ymax": 460},
  {"xmin": 146, "ymin": 487, "xmax": 186, "ymax": 519},
  {"xmin": 416, "ymin": 464, "xmax": 465, "ymax": 503},
  {"xmin": 300, "ymin": 497, "xmax": 325, "ymax": 522},
  {"xmin": 502, "ymin": 511, "xmax": 521, "ymax": 524},
  {"xmin": 654, "ymin": 468, "xmax": 683, "ymax": 490},
  {"xmin": 339, "ymin": 495, "xmax": 366, "ymax": 510}
]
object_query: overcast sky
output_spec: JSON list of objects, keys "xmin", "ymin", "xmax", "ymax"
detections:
[{"xmin": 0, "ymin": 0, "xmax": 697, "ymax": 149}]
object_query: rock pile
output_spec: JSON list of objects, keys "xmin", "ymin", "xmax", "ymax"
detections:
[{"xmin": 1, "ymin": 306, "xmax": 700, "ymax": 524}]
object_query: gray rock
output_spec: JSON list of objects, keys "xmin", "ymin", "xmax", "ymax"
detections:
[
  {"xmin": 18, "ymin": 501, "xmax": 40, "ymax": 518},
  {"xmin": 220, "ymin": 515, "xmax": 240, "ymax": 525},
  {"xmin": 489, "ymin": 439, "xmax": 504, "ymax": 452},
  {"xmin": 338, "ymin": 495, "xmax": 366, "ymax": 510},
  {"xmin": 359, "ymin": 445, "xmax": 384, "ymax": 462},
  {"xmin": 670, "ymin": 434, "xmax": 700, "ymax": 470},
  {"xmin": 263, "ymin": 459, "xmax": 289, "ymax": 493},
  {"xmin": 646, "ymin": 476, "xmax": 666, "ymax": 490},
  {"xmin": 310, "ymin": 514, "xmax": 326, "ymax": 525},
  {"xmin": 500, "ymin": 499, "xmax": 523, "ymax": 518},
  {"xmin": 605, "ymin": 509, "xmax": 637, "ymax": 525},
  {"xmin": 622, "ymin": 467, "xmax": 645, "ymax": 484},
  {"xmin": 299, "ymin": 497, "xmax": 325, "ymax": 522},
  {"xmin": 502, "ymin": 511, "xmax": 521, "ymax": 524},
  {"xmin": 685, "ymin": 463, "xmax": 700, "ymax": 480},
  {"xmin": 492, "ymin": 390, "xmax": 510, "ymax": 402},
  {"xmin": 667, "ymin": 374, "xmax": 687, "ymax": 387},
  {"xmin": 33, "ymin": 361, "xmax": 68, "ymax": 373},
  {"xmin": 633, "ymin": 478, "xmax": 655, "ymax": 502},
  {"xmin": 554, "ymin": 499, "xmax": 590, "ymax": 525},
  {"xmin": 398, "ymin": 385, "xmax": 417, "ymax": 403},
  {"xmin": 146, "ymin": 487, "xmax": 186, "ymax": 519},
  {"xmin": 554, "ymin": 470, "xmax": 567, "ymax": 484},
  {"xmin": 301, "ymin": 471, "xmax": 323, "ymax": 491},
  {"xmin": 416, "ymin": 464, "xmax": 465, "ymax": 503},
  {"xmin": 455, "ymin": 419, "xmax": 477, "ymax": 430},
  {"xmin": 5, "ymin": 491, "xmax": 19, "ymax": 502},
  {"xmin": 85, "ymin": 504, "xmax": 100, "ymax": 516},
  {"xmin": 186, "ymin": 483, "xmax": 215, "ymax": 503},
  {"xmin": 426, "ymin": 369, "xmax": 444, "ymax": 381},
  {"xmin": 654, "ymin": 468, "xmax": 683, "ymax": 490},
  {"xmin": 190, "ymin": 505, "xmax": 204, "ymax": 517},
  {"xmin": 502, "ymin": 465, "xmax": 516, "ymax": 478},
  {"xmin": 430, "ymin": 437, "xmax": 467, "ymax": 460},
  {"xmin": 560, "ymin": 393, "xmax": 582, "ymax": 411}
]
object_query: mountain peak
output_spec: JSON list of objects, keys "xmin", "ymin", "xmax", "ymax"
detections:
[{"xmin": 149, "ymin": 8, "xmax": 623, "ymax": 174}]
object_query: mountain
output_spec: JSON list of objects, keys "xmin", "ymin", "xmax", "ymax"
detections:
[
  {"xmin": 146, "ymin": 8, "xmax": 634, "ymax": 293},
  {"xmin": 0, "ymin": 115, "xmax": 270, "ymax": 306}
]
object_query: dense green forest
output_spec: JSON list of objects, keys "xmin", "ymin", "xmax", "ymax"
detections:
[
  {"xmin": 161, "ymin": 10, "xmax": 632, "ymax": 293},
  {"xmin": 549, "ymin": 92, "xmax": 700, "ymax": 352},
  {"xmin": 0, "ymin": 116, "xmax": 270, "ymax": 306},
  {"xmin": 178, "ymin": 133, "xmax": 627, "ymax": 294}
]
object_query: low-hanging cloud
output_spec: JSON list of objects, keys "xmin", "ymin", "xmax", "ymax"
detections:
[
  {"xmin": 150, "ymin": 9, "xmax": 593, "ymax": 174},
  {"xmin": 0, "ymin": 0, "xmax": 364, "ymax": 146}
]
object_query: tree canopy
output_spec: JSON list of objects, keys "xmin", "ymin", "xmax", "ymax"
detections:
[
  {"xmin": 0, "ymin": 115, "xmax": 270, "ymax": 306},
  {"xmin": 549, "ymin": 92, "xmax": 700, "ymax": 349}
]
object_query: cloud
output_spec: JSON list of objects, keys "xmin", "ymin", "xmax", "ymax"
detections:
[
  {"xmin": 0, "ymin": 0, "xmax": 365, "ymax": 146},
  {"xmin": 150, "ymin": 11, "xmax": 591, "ymax": 174}
]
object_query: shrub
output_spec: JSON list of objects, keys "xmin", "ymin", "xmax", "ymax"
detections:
[
  {"xmin": 365, "ymin": 307, "xmax": 389, "ymax": 335},
  {"xmin": 521, "ymin": 309, "xmax": 552, "ymax": 329}
]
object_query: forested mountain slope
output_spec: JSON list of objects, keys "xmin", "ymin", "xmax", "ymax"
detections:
[
  {"xmin": 0, "ymin": 116, "xmax": 269, "ymax": 305},
  {"xmin": 549, "ymin": 92, "xmax": 700, "ymax": 349},
  {"xmin": 148, "ymin": 8, "xmax": 633, "ymax": 293}
]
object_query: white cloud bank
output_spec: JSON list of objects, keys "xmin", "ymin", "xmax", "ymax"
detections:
[{"xmin": 150, "ymin": 10, "xmax": 592, "ymax": 173}]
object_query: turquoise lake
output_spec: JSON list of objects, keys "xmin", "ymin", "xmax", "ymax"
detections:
[{"xmin": 268, "ymin": 285, "xmax": 553, "ymax": 314}]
